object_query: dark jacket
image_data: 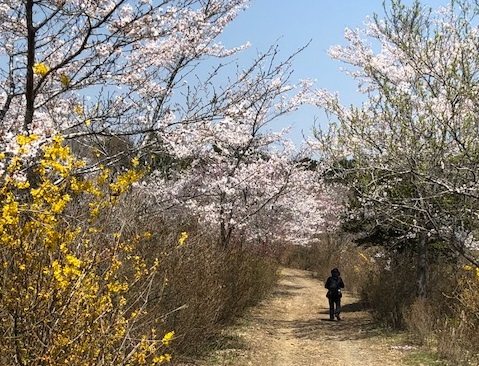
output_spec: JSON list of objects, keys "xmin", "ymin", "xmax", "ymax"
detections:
[{"xmin": 325, "ymin": 275, "xmax": 344, "ymax": 298}]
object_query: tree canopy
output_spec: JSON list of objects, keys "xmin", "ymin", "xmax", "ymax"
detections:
[{"xmin": 312, "ymin": 0, "xmax": 479, "ymax": 294}]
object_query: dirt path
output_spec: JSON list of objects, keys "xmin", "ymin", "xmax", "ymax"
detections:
[{"xmin": 197, "ymin": 267, "xmax": 410, "ymax": 366}]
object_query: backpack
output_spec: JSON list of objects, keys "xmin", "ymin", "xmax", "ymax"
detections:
[{"xmin": 327, "ymin": 276, "xmax": 342, "ymax": 298}]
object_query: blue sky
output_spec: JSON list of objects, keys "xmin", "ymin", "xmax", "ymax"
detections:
[{"xmin": 219, "ymin": 0, "xmax": 449, "ymax": 145}]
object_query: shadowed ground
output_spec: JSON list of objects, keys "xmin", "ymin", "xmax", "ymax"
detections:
[{"xmin": 190, "ymin": 267, "xmax": 412, "ymax": 366}]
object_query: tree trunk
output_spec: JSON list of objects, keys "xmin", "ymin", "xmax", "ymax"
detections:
[
  {"xmin": 25, "ymin": 0, "xmax": 35, "ymax": 132},
  {"xmin": 416, "ymin": 232, "xmax": 428, "ymax": 298}
]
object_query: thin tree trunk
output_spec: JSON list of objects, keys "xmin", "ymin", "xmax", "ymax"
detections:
[
  {"xmin": 417, "ymin": 232, "xmax": 428, "ymax": 298},
  {"xmin": 25, "ymin": 0, "xmax": 35, "ymax": 132}
]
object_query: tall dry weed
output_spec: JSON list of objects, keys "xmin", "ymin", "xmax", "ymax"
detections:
[{"xmin": 116, "ymin": 199, "xmax": 280, "ymax": 356}]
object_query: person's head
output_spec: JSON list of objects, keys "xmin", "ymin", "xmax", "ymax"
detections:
[{"xmin": 331, "ymin": 268, "xmax": 340, "ymax": 277}]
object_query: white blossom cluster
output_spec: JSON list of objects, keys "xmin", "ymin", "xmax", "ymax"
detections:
[
  {"xmin": 0, "ymin": 0, "xmax": 340, "ymax": 247},
  {"xmin": 311, "ymin": 1, "xmax": 479, "ymax": 262}
]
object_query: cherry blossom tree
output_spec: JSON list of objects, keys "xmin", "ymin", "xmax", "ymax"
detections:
[
  {"xmin": 311, "ymin": 0, "xmax": 479, "ymax": 296},
  {"xmin": 0, "ymin": 0, "xmax": 251, "ymax": 170},
  {"xmin": 142, "ymin": 145, "xmax": 342, "ymax": 248},
  {"xmin": 0, "ymin": 0, "xmax": 338, "ymax": 248},
  {"xmin": 138, "ymin": 48, "xmax": 341, "ymax": 247}
]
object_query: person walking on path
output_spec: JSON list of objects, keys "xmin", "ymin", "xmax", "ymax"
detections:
[{"xmin": 325, "ymin": 268, "xmax": 345, "ymax": 321}]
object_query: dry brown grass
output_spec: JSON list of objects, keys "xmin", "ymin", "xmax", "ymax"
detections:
[
  {"xmin": 114, "ymin": 196, "xmax": 280, "ymax": 357},
  {"xmin": 281, "ymin": 234, "xmax": 479, "ymax": 365}
]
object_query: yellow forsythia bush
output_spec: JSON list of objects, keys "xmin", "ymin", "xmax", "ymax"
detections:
[{"xmin": 0, "ymin": 135, "xmax": 173, "ymax": 365}]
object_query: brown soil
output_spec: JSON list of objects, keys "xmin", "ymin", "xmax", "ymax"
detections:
[{"xmin": 191, "ymin": 267, "xmax": 411, "ymax": 366}]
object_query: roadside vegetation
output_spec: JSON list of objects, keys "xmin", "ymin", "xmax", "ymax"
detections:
[
  {"xmin": 1, "ymin": 0, "xmax": 479, "ymax": 365},
  {"xmin": 285, "ymin": 236, "xmax": 479, "ymax": 366}
]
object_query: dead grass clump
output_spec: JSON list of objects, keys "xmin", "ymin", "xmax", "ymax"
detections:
[
  {"xmin": 403, "ymin": 299, "xmax": 437, "ymax": 346},
  {"xmin": 359, "ymin": 254, "xmax": 417, "ymax": 329},
  {"xmin": 218, "ymin": 247, "xmax": 279, "ymax": 323},
  {"xmin": 434, "ymin": 267, "xmax": 479, "ymax": 365},
  {"xmin": 125, "ymin": 214, "xmax": 279, "ymax": 356},
  {"xmin": 280, "ymin": 233, "xmax": 344, "ymax": 272},
  {"xmin": 402, "ymin": 262, "xmax": 456, "ymax": 345},
  {"xmin": 155, "ymin": 239, "xmax": 279, "ymax": 356},
  {"xmin": 435, "ymin": 317, "xmax": 476, "ymax": 366}
]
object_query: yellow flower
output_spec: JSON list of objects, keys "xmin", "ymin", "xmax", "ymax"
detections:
[
  {"xmin": 2, "ymin": 202, "xmax": 19, "ymax": 225},
  {"xmin": 85, "ymin": 119, "xmax": 91, "ymax": 126},
  {"xmin": 161, "ymin": 331, "xmax": 174, "ymax": 346},
  {"xmin": 52, "ymin": 260, "xmax": 69, "ymax": 288},
  {"xmin": 73, "ymin": 105, "xmax": 83, "ymax": 115},
  {"xmin": 33, "ymin": 62, "xmax": 50, "ymax": 76},
  {"xmin": 89, "ymin": 203, "xmax": 100, "ymax": 218},
  {"xmin": 152, "ymin": 353, "xmax": 172, "ymax": 363},
  {"xmin": 109, "ymin": 169, "xmax": 144, "ymax": 196},
  {"xmin": 51, "ymin": 194, "xmax": 71, "ymax": 213},
  {"xmin": 52, "ymin": 135, "xmax": 64, "ymax": 144},
  {"xmin": 107, "ymin": 281, "xmax": 128, "ymax": 293},
  {"xmin": 15, "ymin": 181, "xmax": 30, "ymax": 189},
  {"xmin": 59, "ymin": 73, "xmax": 70, "ymax": 87},
  {"xmin": 65, "ymin": 254, "xmax": 81, "ymax": 269},
  {"xmin": 16, "ymin": 134, "xmax": 38, "ymax": 146},
  {"xmin": 178, "ymin": 232, "xmax": 188, "ymax": 246},
  {"xmin": 131, "ymin": 156, "xmax": 140, "ymax": 167}
]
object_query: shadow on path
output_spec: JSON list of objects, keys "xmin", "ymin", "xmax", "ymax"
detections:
[
  {"xmin": 295, "ymin": 298, "xmax": 384, "ymax": 342},
  {"xmin": 294, "ymin": 315, "xmax": 381, "ymax": 342},
  {"xmin": 270, "ymin": 282, "xmax": 305, "ymax": 298},
  {"xmin": 190, "ymin": 268, "xmax": 406, "ymax": 366}
]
